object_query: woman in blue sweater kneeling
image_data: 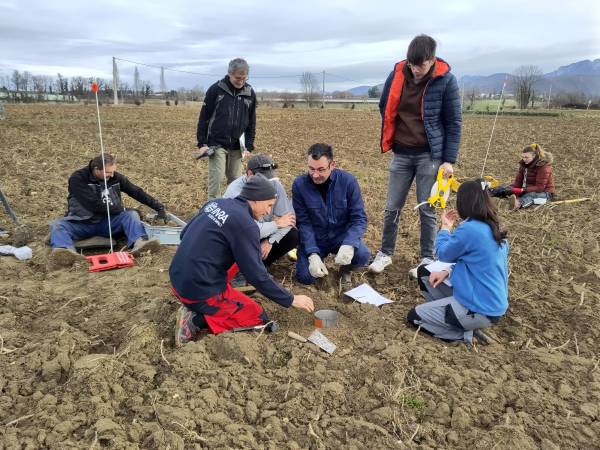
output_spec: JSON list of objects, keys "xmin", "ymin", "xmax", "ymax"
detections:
[{"xmin": 407, "ymin": 179, "xmax": 509, "ymax": 344}]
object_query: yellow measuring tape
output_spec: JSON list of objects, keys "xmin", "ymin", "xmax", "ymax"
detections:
[
  {"xmin": 415, "ymin": 168, "xmax": 454, "ymax": 209},
  {"xmin": 428, "ymin": 168, "xmax": 454, "ymax": 209}
]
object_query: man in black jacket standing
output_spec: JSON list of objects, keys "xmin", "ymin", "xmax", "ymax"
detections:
[
  {"xmin": 195, "ymin": 58, "xmax": 257, "ymax": 200},
  {"xmin": 48, "ymin": 154, "xmax": 165, "ymax": 266}
]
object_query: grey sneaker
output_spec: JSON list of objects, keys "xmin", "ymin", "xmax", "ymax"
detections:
[
  {"xmin": 131, "ymin": 238, "xmax": 160, "ymax": 256},
  {"xmin": 368, "ymin": 251, "xmax": 392, "ymax": 273},
  {"xmin": 408, "ymin": 257, "xmax": 434, "ymax": 279}
]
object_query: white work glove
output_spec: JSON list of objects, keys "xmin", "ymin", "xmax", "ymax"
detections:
[
  {"xmin": 308, "ymin": 253, "xmax": 329, "ymax": 278},
  {"xmin": 334, "ymin": 245, "xmax": 354, "ymax": 266}
]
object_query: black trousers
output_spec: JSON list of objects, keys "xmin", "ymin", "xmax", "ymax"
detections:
[{"xmin": 263, "ymin": 228, "xmax": 299, "ymax": 267}]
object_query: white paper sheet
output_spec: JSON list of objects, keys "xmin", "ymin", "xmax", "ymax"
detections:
[
  {"xmin": 343, "ymin": 283, "xmax": 393, "ymax": 306},
  {"xmin": 425, "ymin": 261, "xmax": 455, "ymax": 286}
]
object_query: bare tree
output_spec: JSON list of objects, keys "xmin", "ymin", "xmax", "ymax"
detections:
[
  {"xmin": 56, "ymin": 73, "xmax": 68, "ymax": 96},
  {"xmin": 11, "ymin": 70, "xmax": 22, "ymax": 91},
  {"xmin": 512, "ymin": 65, "xmax": 542, "ymax": 109},
  {"xmin": 190, "ymin": 84, "xmax": 204, "ymax": 102},
  {"xmin": 32, "ymin": 75, "xmax": 47, "ymax": 100},
  {"xmin": 466, "ymin": 87, "xmax": 479, "ymax": 110},
  {"xmin": 300, "ymin": 72, "xmax": 319, "ymax": 107},
  {"xmin": 280, "ymin": 91, "xmax": 297, "ymax": 107}
]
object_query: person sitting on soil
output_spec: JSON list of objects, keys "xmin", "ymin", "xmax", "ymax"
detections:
[
  {"xmin": 489, "ymin": 143, "xmax": 555, "ymax": 210},
  {"xmin": 292, "ymin": 143, "xmax": 369, "ymax": 289},
  {"xmin": 406, "ymin": 179, "xmax": 509, "ymax": 344},
  {"xmin": 170, "ymin": 173, "xmax": 314, "ymax": 347},
  {"xmin": 48, "ymin": 153, "xmax": 165, "ymax": 266},
  {"xmin": 223, "ymin": 154, "xmax": 298, "ymax": 283}
]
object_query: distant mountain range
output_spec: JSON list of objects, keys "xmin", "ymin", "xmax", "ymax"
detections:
[{"xmin": 344, "ymin": 59, "xmax": 600, "ymax": 97}]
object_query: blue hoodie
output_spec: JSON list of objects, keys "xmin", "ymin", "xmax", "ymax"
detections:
[{"xmin": 435, "ymin": 219, "xmax": 509, "ymax": 317}]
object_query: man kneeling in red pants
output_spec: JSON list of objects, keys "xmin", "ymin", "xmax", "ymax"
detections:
[{"xmin": 169, "ymin": 174, "xmax": 314, "ymax": 347}]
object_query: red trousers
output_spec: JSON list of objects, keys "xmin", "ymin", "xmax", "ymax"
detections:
[{"xmin": 171, "ymin": 264, "xmax": 267, "ymax": 334}]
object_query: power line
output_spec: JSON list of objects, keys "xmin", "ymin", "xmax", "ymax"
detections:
[
  {"xmin": 114, "ymin": 57, "xmax": 303, "ymax": 79},
  {"xmin": 324, "ymin": 71, "xmax": 364, "ymax": 84}
]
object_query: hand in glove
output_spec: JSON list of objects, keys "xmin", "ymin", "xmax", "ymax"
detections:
[
  {"xmin": 308, "ymin": 253, "xmax": 328, "ymax": 278},
  {"xmin": 156, "ymin": 208, "xmax": 169, "ymax": 224},
  {"xmin": 489, "ymin": 185, "xmax": 513, "ymax": 198},
  {"xmin": 334, "ymin": 245, "xmax": 354, "ymax": 266}
]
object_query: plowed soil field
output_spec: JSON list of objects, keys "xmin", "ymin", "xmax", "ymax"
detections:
[{"xmin": 1, "ymin": 104, "xmax": 599, "ymax": 449}]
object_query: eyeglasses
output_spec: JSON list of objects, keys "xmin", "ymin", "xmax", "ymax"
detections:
[
  {"xmin": 308, "ymin": 164, "xmax": 331, "ymax": 174},
  {"xmin": 407, "ymin": 59, "xmax": 434, "ymax": 70}
]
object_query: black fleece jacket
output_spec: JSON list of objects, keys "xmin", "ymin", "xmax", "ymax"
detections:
[
  {"xmin": 196, "ymin": 77, "xmax": 257, "ymax": 151},
  {"xmin": 65, "ymin": 161, "xmax": 164, "ymax": 222}
]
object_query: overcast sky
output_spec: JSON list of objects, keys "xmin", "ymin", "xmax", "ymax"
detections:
[{"xmin": 1, "ymin": 0, "xmax": 599, "ymax": 91}]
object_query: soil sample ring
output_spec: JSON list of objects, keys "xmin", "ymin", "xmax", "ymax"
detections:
[{"xmin": 314, "ymin": 309, "xmax": 339, "ymax": 328}]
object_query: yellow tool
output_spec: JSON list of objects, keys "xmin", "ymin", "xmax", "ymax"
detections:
[
  {"xmin": 287, "ymin": 248, "xmax": 298, "ymax": 261},
  {"xmin": 547, "ymin": 197, "xmax": 590, "ymax": 209},
  {"xmin": 483, "ymin": 175, "xmax": 500, "ymax": 189},
  {"xmin": 415, "ymin": 168, "xmax": 454, "ymax": 209}
]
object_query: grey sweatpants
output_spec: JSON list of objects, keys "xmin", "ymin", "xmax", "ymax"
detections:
[{"xmin": 414, "ymin": 296, "xmax": 493, "ymax": 343}]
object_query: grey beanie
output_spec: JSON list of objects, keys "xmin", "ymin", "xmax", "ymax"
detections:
[{"xmin": 240, "ymin": 173, "xmax": 277, "ymax": 201}]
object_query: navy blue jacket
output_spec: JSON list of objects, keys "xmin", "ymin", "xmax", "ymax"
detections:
[
  {"xmin": 292, "ymin": 169, "xmax": 367, "ymax": 255},
  {"xmin": 379, "ymin": 58, "xmax": 462, "ymax": 163},
  {"xmin": 196, "ymin": 77, "xmax": 257, "ymax": 151},
  {"xmin": 169, "ymin": 197, "xmax": 293, "ymax": 307}
]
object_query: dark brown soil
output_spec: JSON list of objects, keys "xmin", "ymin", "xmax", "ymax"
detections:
[{"xmin": 1, "ymin": 104, "xmax": 599, "ymax": 449}]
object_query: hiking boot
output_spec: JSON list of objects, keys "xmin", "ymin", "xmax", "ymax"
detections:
[
  {"xmin": 175, "ymin": 306, "xmax": 201, "ymax": 348},
  {"xmin": 408, "ymin": 257, "xmax": 434, "ymax": 279},
  {"xmin": 473, "ymin": 329, "xmax": 493, "ymax": 345},
  {"xmin": 339, "ymin": 270, "xmax": 353, "ymax": 292},
  {"xmin": 368, "ymin": 251, "xmax": 392, "ymax": 274},
  {"xmin": 231, "ymin": 272, "xmax": 256, "ymax": 294},
  {"xmin": 131, "ymin": 238, "xmax": 160, "ymax": 256},
  {"xmin": 48, "ymin": 247, "xmax": 87, "ymax": 269}
]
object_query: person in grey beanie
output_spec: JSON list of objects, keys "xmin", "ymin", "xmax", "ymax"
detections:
[
  {"xmin": 170, "ymin": 173, "xmax": 314, "ymax": 346},
  {"xmin": 224, "ymin": 154, "xmax": 297, "ymax": 270}
]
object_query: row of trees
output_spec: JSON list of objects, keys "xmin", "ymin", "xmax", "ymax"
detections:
[{"xmin": 0, "ymin": 69, "xmax": 206, "ymax": 104}]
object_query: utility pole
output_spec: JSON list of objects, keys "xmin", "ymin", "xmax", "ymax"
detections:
[
  {"xmin": 546, "ymin": 85, "xmax": 552, "ymax": 109},
  {"xmin": 160, "ymin": 67, "xmax": 166, "ymax": 98},
  {"xmin": 112, "ymin": 57, "xmax": 119, "ymax": 105},
  {"xmin": 322, "ymin": 70, "xmax": 325, "ymax": 109}
]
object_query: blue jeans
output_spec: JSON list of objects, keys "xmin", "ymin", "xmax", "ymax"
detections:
[
  {"xmin": 296, "ymin": 241, "xmax": 370, "ymax": 285},
  {"xmin": 519, "ymin": 192, "xmax": 552, "ymax": 208},
  {"xmin": 380, "ymin": 152, "xmax": 440, "ymax": 259},
  {"xmin": 49, "ymin": 210, "xmax": 147, "ymax": 249}
]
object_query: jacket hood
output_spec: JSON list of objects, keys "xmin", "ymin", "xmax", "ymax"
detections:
[
  {"xmin": 218, "ymin": 77, "xmax": 253, "ymax": 97},
  {"xmin": 397, "ymin": 57, "xmax": 451, "ymax": 78},
  {"xmin": 521, "ymin": 151, "xmax": 553, "ymax": 168}
]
